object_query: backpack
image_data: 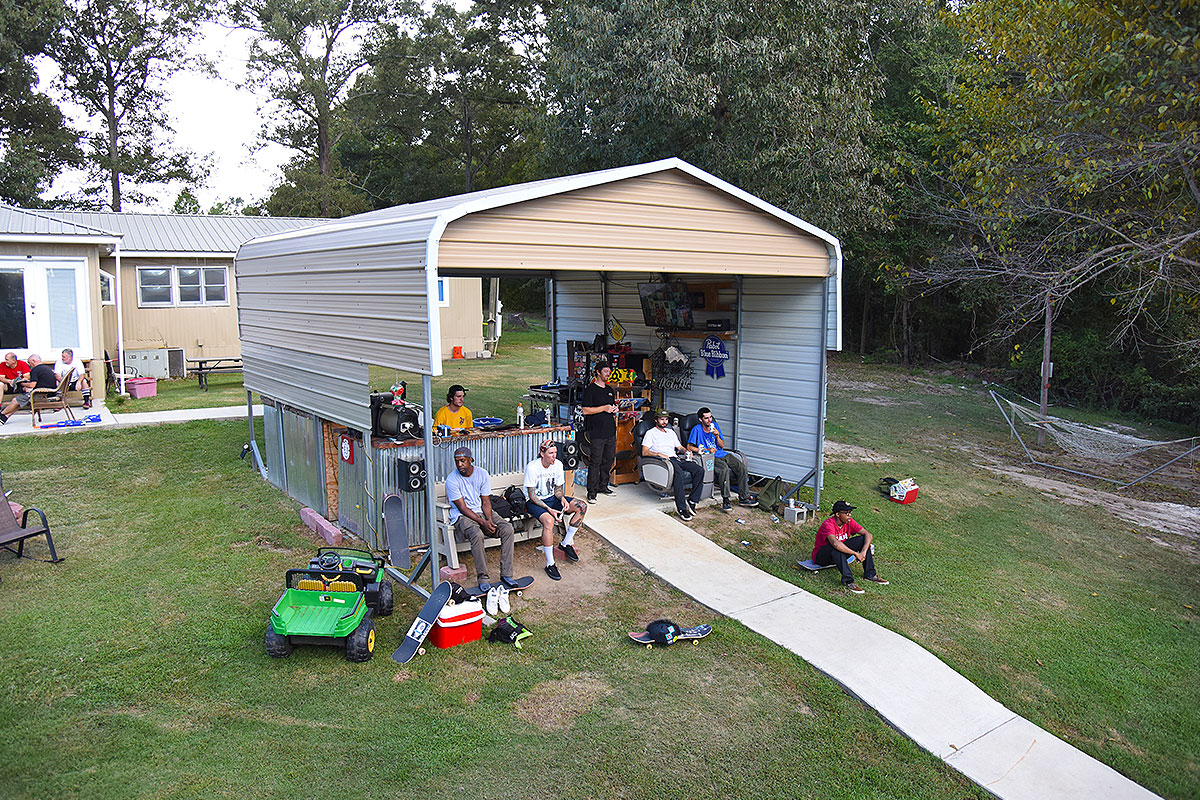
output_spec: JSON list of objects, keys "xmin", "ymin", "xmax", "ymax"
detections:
[
  {"xmin": 488, "ymin": 616, "xmax": 532, "ymax": 648},
  {"xmin": 502, "ymin": 485, "xmax": 527, "ymax": 516},
  {"xmin": 756, "ymin": 476, "xmax": 787, "ymax": 513}
]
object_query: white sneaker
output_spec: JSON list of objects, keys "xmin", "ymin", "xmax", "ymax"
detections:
[
  {"xmin": 486, "ymin": 585, "xmax": 500, "ymax": 616},
  {"xmin": 498, "ymin": 586, "xmax": 511, "ymax": 614}
]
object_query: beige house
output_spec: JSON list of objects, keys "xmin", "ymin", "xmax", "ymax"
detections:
[{"xmin": 0, "ymin": 206, "xmax": 485, "ymax": 401}]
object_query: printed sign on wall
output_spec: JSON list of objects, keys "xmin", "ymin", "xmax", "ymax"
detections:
[{"xmin": 699, "ymin": 335, "xmax": 730, "ymax": 379}]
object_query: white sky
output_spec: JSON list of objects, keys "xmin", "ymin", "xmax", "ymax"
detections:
[{"xmin": 40, "ymin": 22, "xmax": 293, "ymax": 213}]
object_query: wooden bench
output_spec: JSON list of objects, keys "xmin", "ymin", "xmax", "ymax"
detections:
[
  {"xmin": 0, "ymin": 470, "xmax": 63, "ymax": 563},
  {"xmin": 435, "ymin": 471, "xmax": 574, "ymax": 570}
]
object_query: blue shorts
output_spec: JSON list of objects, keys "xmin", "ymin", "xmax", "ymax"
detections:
[{"xmin": 527, "ymin": 495, "xmax": 582, "ymax": 518}]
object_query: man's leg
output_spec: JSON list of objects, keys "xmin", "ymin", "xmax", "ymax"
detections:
[
  {"xmin": 495, "ymin": 518, "xmax": 515, "ymax": 579},
  {"xmin": 598, "ymin": 436, "xmax": 617, "ymax": 491},
  {"xmin": 457, "ymin": 517, "xmax": 490, "ymax": 584},
  {"xmin": 725, "ymin": 456, "xmax": 750, "ymax": 501},
  {"xmin": 816, "ymin": 542, "xmax": 855, "ymax": 585},
  {"xmin": 679, "ymin": 458, "xmax": 705, "ymax": 505},
  {"xmin": 668, "ymin": 458, "xmax": 690, "ymax": 514},
  {"xmin": 844, "ymin": 534, "xmax": 878, "ymax": 580},
  {"xmin": 712, "ymin": 457, "xmax": 732, "ymax": 502},
  {"xmin": 586, "ymin": 439, "xmax": 605, "ymax": 499}
]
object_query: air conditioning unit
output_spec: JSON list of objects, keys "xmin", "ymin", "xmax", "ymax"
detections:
[{"xmin": 166, "ymin": 347, "xmax": 186, "ymax": 378}]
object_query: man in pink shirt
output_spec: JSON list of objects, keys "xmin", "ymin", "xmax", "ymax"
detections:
[{"xmin": 811, "ymin": 500, "xmax": 889, "ymax": 594}]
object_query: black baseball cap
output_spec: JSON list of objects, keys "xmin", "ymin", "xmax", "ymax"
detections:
[{"xmin": 832, "ymin": 500, "xmax": 856, "ymax": 513}]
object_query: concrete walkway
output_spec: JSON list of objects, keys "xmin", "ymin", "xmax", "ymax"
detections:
[
  {"xmin": 0, "ymin": 403, "xmax": 260, "ymax": 438},
  {"xmin": 585, "ymin": 489, "xmax": 1159, "ymax": 800},
  {"xmin": 112, "ymin": 404, "xmax": 261, "ymax": 427}
]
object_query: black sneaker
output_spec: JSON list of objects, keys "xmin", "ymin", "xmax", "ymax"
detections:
[
  {"xmin": 739, "ymin": 496, "xmax": 758, "ymax": 507},
  {"xmin": 560, "ymin": 543, "xmax": 579, "ymax": 562},
  {"xmin": 500, "ymin": 576, "xmax": 521, "ymax": 589},
  {"xmin": 0, "ymin": 414, "xmax": 7, "ymax": 425},
  {"xmin": 586, "ymin": 495, "xmax": 597, "ymax": 504},
  {"xmin": 680, "ymin": 510, "xmax": 695, "ymax": 522},
  {"xmin": 601, "ymin": 487, "xmax": 616, "ymax": 495},
  {"xmin": 721, "ymin": 500, "xmax": 733, "ymax": 511},
  {"xmin": 545, "ymin": 563, "xmax": 562, "ymax": 581},
  {"xmin": 687, "ymin": 500, "xmax": 697, "ymax": 513}
]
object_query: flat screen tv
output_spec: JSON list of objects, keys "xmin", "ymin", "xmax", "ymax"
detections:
[{"xmin": 638, "ymin": 282, "xmax": 694, "ymax": 330}]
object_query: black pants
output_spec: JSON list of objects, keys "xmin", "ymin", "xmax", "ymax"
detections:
[
  {"xmin": 815, "ymin": 535, "xmax": 877, "ymax": 585},
  {"xmin": 670, "ymin": 457, "xmax": 705, "ymax": 514},
  {"xmin": 586, "ymin": 435, "xmax": 616, "ymax": 498}
]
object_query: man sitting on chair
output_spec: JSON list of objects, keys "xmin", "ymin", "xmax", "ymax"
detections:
[
  {"xmin": 523, "ymin": 439, "xmax": 587, "ymax": 581},
  {"xmin": 444, "ymin": 446, "xmax": 518, "ymax": 591},
  {"xmin": 811, "ymin": 500, "xmax": 889, "ymax": 595},
  {"xmin": 0, "ymin": 354, "xmax": 57, "ymax": 425},
  {"xmin": 1, "ymin": 352, "xmax": 30, "ymax": 393},
  {"xmin": 54, "ymin": 348, "xmax": 90, "ymax": 410},
  {"xmin": 434, "ymin": 384, "xmax": 473, "ymax": 431},
  {"xmin": 687, "ymin": 407, "xmax": 755, "ymax": 512},
  {"xmin": 643, "ymin": 409, "xmax": 704, "ymax": 521}
]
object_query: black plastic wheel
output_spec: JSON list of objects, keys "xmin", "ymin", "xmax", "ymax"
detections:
[
  {"xmin": 265, "ymin": 624, "xmax": 293, "ymax": 658},
  {"xmin": 345, "ymin": 617, "xmax": 375, "ymax": 662},
  {"xmin": 376, "ymin": 579, "xmax": 394, "ymax": 617}
]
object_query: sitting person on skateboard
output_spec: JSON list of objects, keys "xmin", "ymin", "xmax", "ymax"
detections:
[
  {"xmin": 445, "ymin": 446, "xmax": 518, "ymax": 591},
  {"xmin": 523, "ymin": 439, "xmax": 586, "ymax": 581},
  {"xmin": 434, "ymin": 384, "xmax": 473, "ymax": 431},
  {"xmin": 811, "ymin": 500, "xmax": 889, "ymax": 594}
]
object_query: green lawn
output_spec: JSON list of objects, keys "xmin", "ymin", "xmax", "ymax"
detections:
[
  {"xmin": 0, "ymin": 421, "xmax": 982, "ymax": 800},
  {"xmin": 105, "ymin": 372, "xmax": 252, "ymax": 413}
]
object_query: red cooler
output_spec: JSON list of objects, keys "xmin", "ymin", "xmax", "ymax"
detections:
[{"xmin": 428, "ymin": 600, "xmax": 484, "ymax": 649}]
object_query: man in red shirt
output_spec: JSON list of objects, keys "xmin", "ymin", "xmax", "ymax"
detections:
[
  {"xmin": 811, "ymin": 500, "xmax": 889, "ymax": 594},
  {"xmin": 1, "ymin": 352, "xmax": 30, "ymax": 392}
]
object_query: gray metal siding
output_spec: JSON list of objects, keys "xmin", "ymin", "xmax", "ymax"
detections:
[
  {"xmin": 826, "ymin": 257, "xmax": 841, "ymax": 351},
  {"xmin": 26, "ymin": 209, "xmax": 324, "ymax": 253},
  {"xmin": 245, "ymin": 344, "xmax": 371, "ymax": 429},
  {"xmin": 281, "ymin": 406, "xmax": 327, "ymax": 515},
  {"xmin": 263, "ymin": 401, "xmax": 285, "ymax": 490},
  {"xmin": 736, "ymin": 277, "xmax": 825, "ymax": 486}
]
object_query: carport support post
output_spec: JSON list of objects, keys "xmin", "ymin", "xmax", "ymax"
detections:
[
  {"xmin": 245, "ymin": 389, "xmax": 266, "ymax": 479},
  {"xmin": 422, "ymin": 374, "xmax": 442, "ymax": 589},
  {"xmin": 814, "ymin": 275, "xmax": 830, "ymax": 510}
]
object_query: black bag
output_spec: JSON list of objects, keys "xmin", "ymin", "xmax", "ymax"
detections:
[
  {"xmin": 488, "ymin": 615, "xmax": 532, "ymax": 648},
  {"xmin": 502, "ymin": 485, "xmax": 527, "ymax": 516},
  {"xmin": 488, "ymin": 494, "xmax": 515, "ymax": 520}
]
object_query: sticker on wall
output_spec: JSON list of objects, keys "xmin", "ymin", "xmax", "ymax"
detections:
[
  {"xmin": 699, "ymin": 335, "xmax": 730, "ymax": 379},
  {"xmin": 608, "ymin": 316, "xmax": 625, "ymax": 342}
]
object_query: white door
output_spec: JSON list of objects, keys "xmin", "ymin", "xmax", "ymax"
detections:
[{"xmin": 0, "ymin": 257, "xmax": 93, "ymax": 360}]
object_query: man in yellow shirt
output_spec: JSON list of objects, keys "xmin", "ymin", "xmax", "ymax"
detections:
[{"xmin": 434, "ymin": 384, "xmax": 474, "ymax": 430}]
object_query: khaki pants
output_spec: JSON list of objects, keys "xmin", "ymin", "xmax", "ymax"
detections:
[{"xmin": 455, "ymin": 515, "xmax": 515, "ymax": 583}]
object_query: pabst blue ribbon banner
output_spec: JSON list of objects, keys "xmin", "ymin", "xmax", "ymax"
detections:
[{"xmin": 699, "ymin": 335, "xmax": 730, "ymax": 379}]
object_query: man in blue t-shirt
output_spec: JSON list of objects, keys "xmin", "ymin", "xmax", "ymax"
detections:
[
  {"xmin": 687, "ymin": 407, "xmax": 755, "ymax": 511},
  {"xmin": 445, "ymin": 446, "xmax": 516, "ymax": 590}
]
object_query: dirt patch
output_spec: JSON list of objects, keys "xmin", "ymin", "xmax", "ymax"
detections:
[
  {"xmin": 231, "ymin": 535, "xmax": 298, "ymax": 554},
  {"xmin": 515, "ymin": 672, "xmax": 613, "ymax": 731},
  {"xmin": 986, "ymin": 465, "xmax": 1200, "ymax": 556},
  {"xmin": 825, "ymin": 440, "xmax": 893, "ymax": 463}
]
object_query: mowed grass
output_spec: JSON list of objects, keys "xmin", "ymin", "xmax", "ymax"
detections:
[
  {"xmin": 0, "ymin": 420, "xmax": 983, "ymax": 800},
  {"xmin": 105, "ymin": 372, "xmax": 252, "ymax": 413},
  {"xmin": 695, "ymin": 356, "xmax": 1200, "ymax": 799}
]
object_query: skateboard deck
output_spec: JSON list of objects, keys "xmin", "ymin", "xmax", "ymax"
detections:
[
  {"xmin": 392, "ymin": 581, "xmax": 453, "ymax": 664},
  {"xmin": 463, "ymin": 576, "xmax": 534, "ymax": 599},
  {"xmin": 628, "ymin": 624, "xmax": 712, "ymax": 647},
  {"xmin": 383, "ymin": 493, "xmax": 410, "ymax": 568},
  {"xmin": 796, "ymin": 555, "xmax": 854, "ymax": 571}
]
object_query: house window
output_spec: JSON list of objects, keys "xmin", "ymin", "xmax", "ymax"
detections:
[
  {"xmin": 437, "ymin": 277, "xmax": 450, "ymax": 308},
  {"xmin": 137, "ymin": 266, "xmax": 229, "ymax": 307},
  {"xmin": 99, "ymin": 271, "xmax": 115, "ymax": 306}
]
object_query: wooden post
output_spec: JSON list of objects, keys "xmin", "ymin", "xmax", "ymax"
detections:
[
  {"xmin": 322, "ymin": 420, "xmax": 340, "ymax": 521},
  {"xmin": 1038, "ymin": 291, "xmax": 1053, "ymax": 448}
]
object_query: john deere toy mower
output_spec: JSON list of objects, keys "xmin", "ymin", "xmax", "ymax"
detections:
[{"xmin": 265, "ymin": 568, "xmax": 376, "ymax": 661}]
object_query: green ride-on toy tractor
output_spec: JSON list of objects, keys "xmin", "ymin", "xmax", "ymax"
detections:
[
  {"xmin": 306, "ymin": 548, "xmax": 394, "ymax": 617},
  {"xmin": 265, "ymin": 568, "xmax": 377, "ymax": 661}
]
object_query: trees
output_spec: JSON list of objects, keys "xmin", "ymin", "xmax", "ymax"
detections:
[
  {"xmin": 49, "ymin": 0, "xmax": 209, "ymax": 210},
  {"xmin": 0, "ymin": 0, "xmax": 81, "ymax": 206},
  {"xmin": 911, "ymin": 0, "xmax": 1200, "ymax": 363},
  {"xmin": 542, "ymin": 0, "xmax": 891, "ymax": 234},
  {"xmin": 228, "ymin": 0, "xmax": 407, "ymax": 216},
  {"xmin": 339, "ymin": 0, "xmax": 542, "ymax": 204}
]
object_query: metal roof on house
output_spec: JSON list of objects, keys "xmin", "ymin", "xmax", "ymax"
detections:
[{"xmin": 2, "ymin": 205, "xmax": 327, "ymax": 255}]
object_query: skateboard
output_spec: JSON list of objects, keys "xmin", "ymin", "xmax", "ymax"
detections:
[
  {"xmin": 391, "ymin": 581, "xmax": 453, "ymax": 664},
  {"xmin": 462, "ymin": 576, "xmax": 534, "ymax": 600},
  {"xmin": 628, "ymin": 624, "xmax": 712, "ymax": 648},
  {"xmin": 796, "ymin": 555, "xmax": 855, "ymax": 571},
  {"xmin": 383, "ymin": 493, "xmax": 410, "ymax": 569}
]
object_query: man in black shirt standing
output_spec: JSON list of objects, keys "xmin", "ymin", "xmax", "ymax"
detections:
[
  {"xmin": 580, "ymin": 362, "xmax": 618, "ymax": 503},
  {"xmin": 0, "ymin": 354, "xmax": 58, "ymax": 424}
]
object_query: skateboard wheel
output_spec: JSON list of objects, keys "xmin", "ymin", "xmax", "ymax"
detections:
[
  {"xmin": 692, "ymin": 640, "xmax": 698, "ymax": 645},
  {"xmin": 417, "ymin": 647, "xmax": 425, "ymax": 656},
  {"xmin": 645, "ymin": 643, "xmax": 652, "ymax": 649},
  {"xmin": 516, "ymin": 590, "xmax": 523, "ymax": 598}
]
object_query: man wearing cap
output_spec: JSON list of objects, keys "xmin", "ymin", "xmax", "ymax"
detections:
[
  {"xmin": 434, "ymin": 385, "xmax": 473, "ymax": 431},
  {"xmin": 523, "ymin": 439, "xmax": 587, "ymax": 580},
  {"xmin": 641, "ymin": 409, "xmax": 705, "ymax": 521},
  {"xmin": 811, "ymin": 500, "xmax": 889, "ymax": 594},
  {"xmin": 580, "ymin": 362, "xmax": 618, "ymax": 503},
  {"xmin": 445, "ymin": 446, "xmax": 517, "ymax": 591}
]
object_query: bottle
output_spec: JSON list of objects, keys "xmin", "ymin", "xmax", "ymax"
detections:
[{"xmin": 517, "ymin": 402, "xmax": 524, "ymax": 428}]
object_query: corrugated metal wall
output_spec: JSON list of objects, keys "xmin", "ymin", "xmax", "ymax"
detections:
[
  {"xmin": 244, "ymin": 342, "xmax": 371, "ymax": 429},
  {"xmin": 736, "ymin": 277, "xmax": 825, "ymax": 486}
]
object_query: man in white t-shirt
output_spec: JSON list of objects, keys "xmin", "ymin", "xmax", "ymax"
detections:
[
  {"xmin": 523, "ymin": 439, "xmax": 587, "ymax": 581},
  {"xmin": 642, "ymin": 409, "xmax": 704, "ymax": 521},
  {"xmin": 54, "ymin": 348, "xmax": 91, "ymax": 409},
  {"xmin": 444, "ymin": 446, "xmax": 516, "ymax": 591}
]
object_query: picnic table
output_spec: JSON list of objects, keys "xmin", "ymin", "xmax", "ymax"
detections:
[{"xmin": 187, "ymin": 357, "xmax": 243, "ymax": 390}]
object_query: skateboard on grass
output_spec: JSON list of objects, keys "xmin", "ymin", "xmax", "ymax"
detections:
[
  {"xmin": 391, "ymin": 581, "xmax": 453, "ymax": 664},
  {"xmin": 628, "ymin": 624, "xmax": 712, "ymax": 648},
  {"xmin": 383, "ymin": 493, "xmax": 410, "ymax": 569},
  {"xmin": 462, "ymin": 575, "xmax": 534, "ymax": 600}
]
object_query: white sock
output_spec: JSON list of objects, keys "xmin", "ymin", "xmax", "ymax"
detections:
[
  {"xmin": 543, "ymin": 545, "xmax": 555, "ymax": 567},
  {"xmin": 563, "ymin": 526, "xmax": 577, "ymax": 546}
]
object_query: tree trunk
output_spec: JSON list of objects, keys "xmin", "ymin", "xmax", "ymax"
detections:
[
  {"xmin": 859, "ymin": 292, "xmax": 869, "ymax": 354},
  {"xmin": 107, "ymin": 82, "xmax": 121, "ymax": 212},
  {"xmin": 462, "ymin": 95, "xmax": 473, "ymax": 193},
  {"xmin": 317, "ymin": 103, "xmax": 332, "ymax": 217},
  {"xmin": 1038, "ymin": 291, "xmax": 1053, "ymax": 447}
]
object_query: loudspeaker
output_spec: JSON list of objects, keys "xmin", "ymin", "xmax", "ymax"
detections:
[
  {"xmin": 561, "ymin": 438, "xmax": 580, "ymax": 469},
  {"xmin": 400, "ymin": 459, "xmax": 426, "ymax": 492}
]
